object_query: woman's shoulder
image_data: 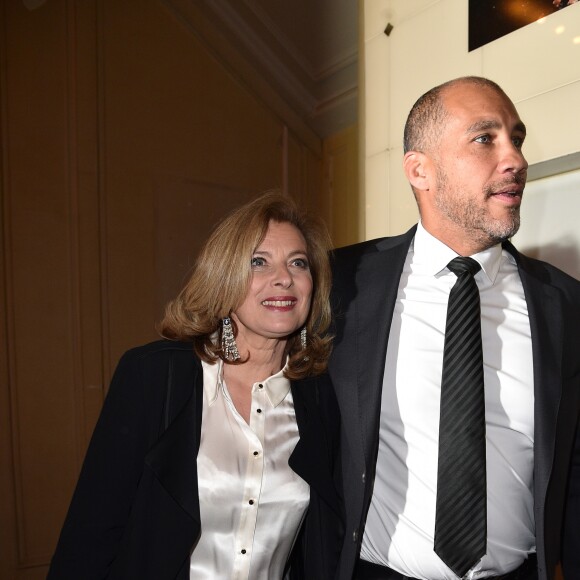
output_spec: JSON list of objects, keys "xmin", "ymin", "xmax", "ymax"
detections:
[
  {"xmin": 114, "ymin": 339, "xmax": 201, "ymax": 380},
  {"xmin": 121, "ymin": 338, "xmax": 196, "ymax": 360}
]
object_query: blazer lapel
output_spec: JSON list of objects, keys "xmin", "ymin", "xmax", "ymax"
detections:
[
  {"xmin": 145, "ymin": 354, "xmax": 203, "ymax": 524},
  {"xmin": 289, "ymin": 378, "xmax": 341, "ymax": 517},
  {"xmin": 505, "ymin": 244, "xmax": 565, "ymax": 513},
  {"xmin": 354, "ymin": 230, "xmax": 415, "ymax": 466},
  {"xmin": 504, "ymin": 242, "xmax": 564, "ymax": 480},
  {"xmin": 523, "ymin": 271, "xmax": 564, "ymax": 487}
]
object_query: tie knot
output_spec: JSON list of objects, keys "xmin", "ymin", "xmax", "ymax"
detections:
[{"xmin": 447, "ymin": 256, "xmax": 481, "ymax": 278}]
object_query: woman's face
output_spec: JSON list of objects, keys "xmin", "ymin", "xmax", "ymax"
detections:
[{"xmin": 232, "ymin": 220, "xmax": 313, "ymax": 350}]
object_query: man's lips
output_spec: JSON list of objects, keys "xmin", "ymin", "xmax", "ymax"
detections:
[
  {"xmin": 488, "ymin": 182, "xmax": 524, "ymax": 203},
  {"xmin": 492, "ymin": 187, "xmax": 522, "ymax": 195}
]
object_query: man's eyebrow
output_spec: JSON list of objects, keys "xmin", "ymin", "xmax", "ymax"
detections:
[
  {"xmin": 466, "ymin": 120, "xmax": 501, "ymax": 133},
  {"xmin": 466, "ymin": 119, "xmax": 527, "ymax": 135}
]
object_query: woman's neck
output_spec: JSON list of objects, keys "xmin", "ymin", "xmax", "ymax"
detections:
[{"xmin": 222, "ymin": 341, "xmax": 287, "ymax": 424}]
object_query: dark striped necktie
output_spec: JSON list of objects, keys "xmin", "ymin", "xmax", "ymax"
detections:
[{"xmin": 434, "ymin": 256, "xmax": 486, "ymax": 578}]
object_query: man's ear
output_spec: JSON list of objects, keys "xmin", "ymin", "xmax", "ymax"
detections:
[{"xmin": 403, "ymin": 151, "xmax": 430, "ymax": 192}]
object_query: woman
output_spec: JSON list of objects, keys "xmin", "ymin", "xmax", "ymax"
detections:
[{"xmin": 47, "ymin": 191, "xmax": 342, "ymax": 579}]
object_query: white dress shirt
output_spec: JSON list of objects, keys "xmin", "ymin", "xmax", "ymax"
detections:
[
  {"xmin": 360, "ymin": 222, "xmax": 535, "ymax": 579},
  {"xmin": 190, "ymin": 360, "xmax": 309, "ymax": 579}
]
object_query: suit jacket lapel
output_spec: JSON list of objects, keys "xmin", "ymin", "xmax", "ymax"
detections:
[
  {"xmin": 355, "ymin": 252, "xmax": 403, "ymax": 464},
  {"xmin": 290, "ymin": 378, "xmax": 341, "ymax": 517},
  {"xmin": 524, "ymin": 271, "xmax": 563, "ymax": 487},
  {"xmin": 505, "ymin": 243, "xmax": 565, "ymax": 514},
  {"xmin": 351, "ymin": 228, "xmax": 415, "ymax": 467}
]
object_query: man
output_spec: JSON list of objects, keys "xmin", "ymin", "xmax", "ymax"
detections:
[{"xmin": 329, "ymin": 77, "xmax": 580, "ymax": 580}]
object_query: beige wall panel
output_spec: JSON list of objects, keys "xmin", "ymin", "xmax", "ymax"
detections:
[
  {"xmin": 515, "ymin": 82, "xmax": 580, "ymax": 167},
  {"xmin": 482, "ymin": 4, "xmax": 580, "ymax": 103},
  {"xmin": 364, "ymin": 31, "xmax": 390, "ymax": 157},
  {"xmin": 323, "ymin": 124, "xmax": 359, "ymax": 247},
  {"xmin": 388, "ymin": 146, "xmax": 419, "ymax": 234},
  {"xmin": 365, "ymin": 148, "xmax": 389, "ymax": 240},
  {"xmin": 362, "ymin": 0, "xmax": 580, "ymax": 238},
  {"xmin": 388, "ymin": 0, "xmax": 480, "ymax": 154}
]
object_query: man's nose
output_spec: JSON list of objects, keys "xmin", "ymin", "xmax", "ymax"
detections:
[{"xmin": 499, "ymin": 141, "xmax": 528, "ymax": 176}]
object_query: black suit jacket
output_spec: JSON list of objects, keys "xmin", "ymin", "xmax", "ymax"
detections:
[
  {"xmin": 47, "ymin": 340, "xmax": 343, "ymax": 579},
  {"xmin": 329, "ymin": 225, "xmax": 580, "ymax": 580}
]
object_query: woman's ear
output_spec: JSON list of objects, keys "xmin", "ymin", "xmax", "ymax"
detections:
[{"xmin": 403, "ymin": 151, "xmax": 430, "ymax": 192}]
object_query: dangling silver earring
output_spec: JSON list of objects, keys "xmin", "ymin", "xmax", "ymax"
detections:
[
  {"xmin": 300, "ymin": 327, "xmax": 307, "ymax": 350},
  {"xmin": 221, "ymin": 317, "xmax": 240, "ymax": 361}
]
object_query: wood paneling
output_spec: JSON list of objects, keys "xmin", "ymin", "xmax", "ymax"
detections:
[
  {"xmin": 0, "ymin": 1, "xmax": 103, "ymax": 577},
  {"xmin": 0, "ymin": 1, "xmax": 333, "ymax": 578}
]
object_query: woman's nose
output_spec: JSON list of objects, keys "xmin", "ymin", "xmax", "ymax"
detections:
[{"xmin": 272, "ymin": 265, "xmax": 293, "ymax": 288}]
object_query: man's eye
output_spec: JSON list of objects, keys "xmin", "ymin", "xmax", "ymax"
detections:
[
  {"xmin": 512, "ymin": 136, "xmax": 524, "ymax": 149},
  {"xmin": 474, "ymin": 134, "xmax": 491, "ymax": 144},
  {"xmin": 251, "ymin": 257, "xmax": 265, "ymax": 267}
]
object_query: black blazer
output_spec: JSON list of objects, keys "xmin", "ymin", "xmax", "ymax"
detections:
[
  {"xmin": 329, "ymin": 225, "xmax": 580, "ymax": 580},
  {"xmin": 47, "ymin": 340, "xmax": 343, "ymax": 579}
]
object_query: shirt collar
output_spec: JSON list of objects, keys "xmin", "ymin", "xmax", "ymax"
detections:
[
  {"xmin": 202, "ymin": 358, "xmax": 291, "ymax": 408},
  {"xmin": 414, "ymin": 221, "xmax": 506, "ymax": 284},
  {"xmin": 259, "ymin": 364, "xmax": 291, "ymax": 407}
]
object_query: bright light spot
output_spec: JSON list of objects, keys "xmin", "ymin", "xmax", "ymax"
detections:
[
  {"xmin": 537, "ymin": 17, "xmax": 547, "ymax": 24},
  {"xmin": 574, "ymin": 36, "xmax": 580, "ymax": 44},
  {"xmin": 555, "ymin": 25, "xmax": 565, "ymax": 34}
]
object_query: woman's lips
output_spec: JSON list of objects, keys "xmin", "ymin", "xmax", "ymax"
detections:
[{"xmin": 261, "ymin": 298, "xmax": 297, "ymax": 309}]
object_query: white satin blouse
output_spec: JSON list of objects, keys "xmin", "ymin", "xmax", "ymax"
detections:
[{"xmin": 189, "ymin": 360, "xmax": 309, "ymax": 579}]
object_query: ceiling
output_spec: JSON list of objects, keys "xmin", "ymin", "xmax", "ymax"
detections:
[{"xmin": 165, "ymin": 0, "xmax": 359, "ymax": 139}]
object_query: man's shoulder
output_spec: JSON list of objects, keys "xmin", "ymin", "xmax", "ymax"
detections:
[{"xmin": 507, "ymin": 242, "xmax": 580, "ymax": 298}]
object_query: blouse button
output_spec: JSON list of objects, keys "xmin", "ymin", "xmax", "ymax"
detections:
[
  {"xmin": 249, "ymin": 499, "xmax": 255, "ymax": 505},
  {"xmin": 241, "ymin": 549, "xmax": 247, "ymax": 554},
  {"xmin": 257, "ymin": 408, "xmax": 262, "ymax": 414},
  {"xmin": 258, "ymin": 383, "xmax": 263, "ymax": 388},
  {"xmin": 253, "ymin": 451, "xmax": 259, "ymax": 456}
]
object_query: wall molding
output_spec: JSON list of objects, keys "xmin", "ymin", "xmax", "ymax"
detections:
[{"xmin": 162, "ymin": 0, "xmax": 356, "ymax": 138}]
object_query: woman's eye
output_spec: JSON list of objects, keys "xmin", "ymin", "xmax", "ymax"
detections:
[
  {"xmin": 292, "ymin": 258, "xmax": 309, "ymax": 269},
  {"xmin": 251, "ymin": 257, "xmax": 266, "ymax": 267}
]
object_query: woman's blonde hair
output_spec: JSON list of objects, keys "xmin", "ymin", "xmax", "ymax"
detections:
[{"xmin": 160, "ymin": 191, "xmax": 333, "ymax": 379}]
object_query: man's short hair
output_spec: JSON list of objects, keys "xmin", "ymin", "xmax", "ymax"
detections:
[{"xmin": 403, "ymin": 76, "xmax": 506, "ymax": 154}]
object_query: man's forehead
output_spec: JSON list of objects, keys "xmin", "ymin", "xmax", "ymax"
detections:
[{"xmin": 442, "ymin": 84, "xmax": 525, "ymax": 130}]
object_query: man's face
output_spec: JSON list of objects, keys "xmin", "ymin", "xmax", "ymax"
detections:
[{"xmin": 422, "ymin": 83, "xmax": 528, "ymax": 254}]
